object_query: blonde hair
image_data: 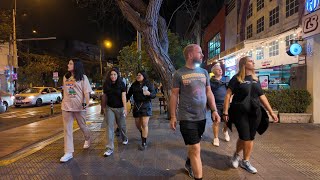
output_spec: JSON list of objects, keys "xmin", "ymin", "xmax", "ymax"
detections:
[
  {"xmin": 183, "ymin": 44, "xmax": 197, "ymax": 60},
  {"xmin": 236, "ymin": 56, "xmax": 258, "ymax": 83}
]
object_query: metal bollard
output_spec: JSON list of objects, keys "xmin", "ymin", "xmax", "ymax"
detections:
[{"xmin": 50, "ymin": 100, "xmax": 54, "ymax": 115}]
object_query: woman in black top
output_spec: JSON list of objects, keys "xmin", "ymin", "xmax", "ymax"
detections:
[
  {"xmin": 101, "ymin": 68, "xmax": 128, "ymax": 157},
  {"xmin": 223, "ymin": 56, "xmax": 278, "ymax": 174},
  {"xmin": 127, "ymin": 70, "xmax": 156, "ymax": 150}
]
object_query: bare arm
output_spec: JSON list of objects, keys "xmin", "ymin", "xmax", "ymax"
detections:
[
  {"xmin": 206, "ymin": 86, "xmax": 217, "ymax": 112},
  {"xmin": 207, "ymin": 86, "xmax": 220, "ymax": 122},
  {"xmin": 101, "ymin": 94, "xmax": 106, "ymax": 109},
  {"xmin": 259, "ymin": 95, "xmax": 279, "ymax": 122},
  {"xmin": 122, "ymin": 92, "xmax": 127, "ymax": 116},
  {"xmin": 223, "ymin": 89, "xmax": 233, "ymax": 115},
  {"xmin": 169, "ymin": 88, "xmax": 179, "ymax": 130}
]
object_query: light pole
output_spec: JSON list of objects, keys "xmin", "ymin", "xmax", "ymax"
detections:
[{"xmin": 99, "ymin": 40, "xmax": 112, "ymax": 78}]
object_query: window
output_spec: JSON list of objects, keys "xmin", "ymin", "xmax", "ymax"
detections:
[
  {"xmin": 208, "ymin": 33, "xmax": 221, "ymax": 59},
  {"xmin": 256, "ymin": 47, "xmax": 264, "ymax": 60},
  {"xmin": 248, "ymin": 50, "xmax": 253, "ymax": 57},
  {"xmin": 247, "ymin": 24, "xmax": 253, "ymax": 39},
  {"xmin": 269, "ymin": 6, "xmax": 279, "ymax": 27},
  {"xmin": 247, "ymin": 3, "xmax": 253, "ymax": 19},
  {"xmin": 257, "ymin": 0, "xmax": 264, "ymax": 11},
  {"xmin": 286, "ymin": 0, "xmax": 299, "ymax": 17},
  {"xmin": 257, "ymin": 17, "xmax": 264, "ymax": 33},
  {"xmin": 285, "ymin": 34, "xmax": 296, "ymax": 49},
  {"xmin": 269, "ymin": 41, "xmax": 279, "ymax": 57}
]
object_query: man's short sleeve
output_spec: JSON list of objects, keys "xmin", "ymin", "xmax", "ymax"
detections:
[
  {"xmin": 172, "ymin": 71, "xmax": 181, "ymax": 89},
  {"xmin": 121, "ymin": 82, "xmax": 126, "ymax": 93},
  {"xmin": 227, "ymin": 76, "xmax": 238, "ymax": 94}
]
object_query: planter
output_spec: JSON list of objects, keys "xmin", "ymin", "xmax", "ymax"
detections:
[
  {"xmin": 279, "ymin": 113, "xmax": 312, "ymax": 123},
  {"xmin": 266, "ymin": 110, "xmax": 279, "ymax": 122}
]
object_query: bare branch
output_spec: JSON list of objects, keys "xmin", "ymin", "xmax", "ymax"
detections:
[
  {"xmin": 158, "ymin": 16, "xmax": 169, "ymax": 53},
  {"xmin": 167, "ymin": 0, "xmax": 187, "ymax": 32},
  {"xmin": 123, "ymin": 0, "xmax": 147, "ymax": 16}
]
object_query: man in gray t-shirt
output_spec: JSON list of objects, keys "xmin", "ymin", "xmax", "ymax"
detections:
[{"xmin": 170, "ymin": 44, "xmax": 220, "ymax": 180}]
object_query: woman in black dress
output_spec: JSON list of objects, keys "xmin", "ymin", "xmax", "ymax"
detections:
[
  {"xmin": 127, "ymin": 70, "xmax": 156, "ymax": 150},
  {"xmin": 223, "ymin": 56, "xmax": 278, "ymax": 174}
]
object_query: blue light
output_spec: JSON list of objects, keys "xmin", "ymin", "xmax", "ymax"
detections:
[
  {"xmin": 306, "ymin": 0, "xmax": 320, "ymax": 13},
  {"xmin": 289, "ymin": 43, "xmax": 302, "ymax": 56}
]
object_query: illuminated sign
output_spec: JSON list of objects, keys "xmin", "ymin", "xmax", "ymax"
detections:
[
  {"xmin": 225, "ymin": 56, "xmax": 236, "ymax": 68},
  {"xmin": 306, "ymin": 0, "xmax": 320, "ymax": 13},
  {"xmin": 289, "ymin": 43, "xmax": 302, "ymax": 56}
]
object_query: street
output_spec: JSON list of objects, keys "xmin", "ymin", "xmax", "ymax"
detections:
[{"xmin": 0, "ymin": 100, "xmax": 100, "ymax": 132}]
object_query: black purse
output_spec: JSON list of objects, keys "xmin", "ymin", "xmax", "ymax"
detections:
[{"xmin": 232, "ymin": 79, "xmax": 253, "ymax": 113}]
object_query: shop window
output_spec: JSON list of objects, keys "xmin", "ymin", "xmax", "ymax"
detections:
[
  {"xmin": 257, "ymin": 0, "xmax": 264, "ymax": 12},
  {"xmin": 257, "ymin": 16, "xmax": 264, "ymax": 34},
  {"xmin": 269, "ymin": 41, "xmax": 279, "ymax": 57},
  {"xmin": 286, "ymin": 0, "xmax": 299, "ymax": 17},
  {"xmin": 256, "ymin": 47, "xmax": 264, "ymax": 60},
  {"xmin": 247, "ymin": 3, "xmax": 253, "ymax": 19},
  {"xmin": 208, "ymin": 33, "xmax": 221, "ymax": 59},
  {"xmin": 285, "ymin": 34, "xmax": 295, "ymax": 49},
  {"xmin": 269, "ymin": 6, "xmax": 279, "ymax": 27},
  {"xmin": 247, "ymin": 24, "xmax": 253, "ymax": 39}
]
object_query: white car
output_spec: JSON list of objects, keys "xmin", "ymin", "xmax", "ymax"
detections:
[
  {"xmin": 14, "ymin": 87, "xmax": 62, "ymax": 107},
  {"xmin": 0, "ymin": 90, "xmax": 14, "ymax": 112}
]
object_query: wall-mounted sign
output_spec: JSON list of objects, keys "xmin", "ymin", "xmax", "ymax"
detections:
[
  {"xmin": 289, "ymin": 43, "xmax": 302, "ymax": 56},
  {"xmin": 302, "ymin": 9, "xmax": 320, "ymax": 38},
  {"xmin": 306, "ymin": 0, "xmax": 320, "ymax": 13},
  {"xmin": 225, "ymin": 56, "xmax": 236, "ymax": 68},
  {"xmin": 259, "ymin": 75, "xmax": 269, "ymax": 90},
  {"xmin": 261, "ymin": 60, "xmax": 272, "ymax": 67}
]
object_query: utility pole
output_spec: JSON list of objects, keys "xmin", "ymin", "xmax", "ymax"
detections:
[{"xmin": 137, "ymin": 31, "xmax": 142, "ymax": 70}]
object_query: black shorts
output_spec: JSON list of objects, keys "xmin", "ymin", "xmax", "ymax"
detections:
[
  {"xmin": 179, "ymin": 120, "xmax": 206, "ymax": 145},
  {"xmin": 133, "ymin": 101, "xmax": 152, "ymax": 118},
  {"xmin": 230, "ymin": 107, "xmax": 261, "ymax": 141}
]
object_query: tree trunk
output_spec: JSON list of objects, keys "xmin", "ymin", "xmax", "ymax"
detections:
[{"xmin": 116, "ymin": 0, "xmax": 176, "ymax": 107}]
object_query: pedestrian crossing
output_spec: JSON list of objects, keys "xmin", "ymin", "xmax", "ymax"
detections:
[{"xmin": 0, "ymin": 110, "xmax": 44, "ymax": 119}]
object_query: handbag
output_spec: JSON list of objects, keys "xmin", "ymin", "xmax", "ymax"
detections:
[{"xmin": 232, "ymin": 79, "xmax": 253, "ymax": 113}]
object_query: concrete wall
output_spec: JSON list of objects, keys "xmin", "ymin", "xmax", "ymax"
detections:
[
  {"xmin": 246, "ymin": 0, "xmax": 300, "ymax": 40},
  {"xmin": 225, "ymin": 6, "xmax": 238, "ymax": 50},
  {"xmin": 306, "ymin": 35, "xmax": 320, "ymax": 123}
]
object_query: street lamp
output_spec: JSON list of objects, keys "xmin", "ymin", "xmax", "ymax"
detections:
[{"xmin": 99, "ymin": 40, "xmax": 112, "ymax": 79}]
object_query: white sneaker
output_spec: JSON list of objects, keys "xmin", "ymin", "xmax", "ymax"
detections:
[
  {"xmin": 231, "ymin": 153, "xmax": 240, "ymax": 168},
  {"xmin": 103, "ymin": 148, "xmax": 113, "ymax": 157},
  {"xmin": 83, "ymin": 140, "xmax": 90, "ymax": 149},
  {"xmin": 122, "ymin": 139, "xmax": 128, "ymax": 145},
  {"xmin": 223, "ymin": 130, "xmax": 230, "ymax": 142},
  {"xmin": 240, "ymin": 160, "xmax": 258, "ymax": 174},
  {"xmin": 60, "ymin": 153, "xmax": 73, "ymax": 162},
  {"xmin": 212, "ymin": 138, "xmax": 219, "ymax": 147}
]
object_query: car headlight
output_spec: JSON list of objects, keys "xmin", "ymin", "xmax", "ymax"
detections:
[
  {"xmin": 28, "ymin": 96, "xmax": 35, "ymax": 99},
  {"xmin": 90, "ymin": 92, "xmax": 95, "ymax": 94}
]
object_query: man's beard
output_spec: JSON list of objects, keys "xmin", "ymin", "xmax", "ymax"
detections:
[{"xmin": 193, "ymin": 58, "xmax": 202, "ymax": 64}]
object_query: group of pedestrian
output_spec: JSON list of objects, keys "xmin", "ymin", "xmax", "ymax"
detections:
[
  {"xmin": 170, "ymin": 44, "xmax": 278, "ymax": 180},
  {"xmin": 60, "ymin": 58, "xmax": 156, "ymax": 162},
  {"xmin": 59, "ymin": 43, "xmax": 279, "ymax": 179}
]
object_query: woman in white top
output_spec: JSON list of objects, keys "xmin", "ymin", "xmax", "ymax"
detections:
[{"xmin": 60, "ymin": 58, "xmax": 92, "ymax": 162}]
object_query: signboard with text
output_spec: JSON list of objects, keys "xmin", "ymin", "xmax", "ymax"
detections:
[{"xmin": 302, "ymin": 9, "xmax": 320, "ymax": 38}]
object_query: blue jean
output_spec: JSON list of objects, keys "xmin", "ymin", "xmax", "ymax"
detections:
[{"xmin": 105, "ymin": 106, "xmax": 128, "ymax": 150}]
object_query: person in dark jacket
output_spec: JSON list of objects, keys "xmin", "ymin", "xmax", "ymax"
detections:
[
  {"xmin": 210, "ymin": 64, "xmax": 230, "ymax": 147},
  {"xmin": 223, "ymin": 56, "xmax": 278, "ymax": 174},
  {"xmin": 127, "ymin": 70, "xmax": 156, "ymax": 150}
]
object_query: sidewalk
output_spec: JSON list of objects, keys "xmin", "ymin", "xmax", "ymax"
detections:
[{"xmin": 1, "ymin": 97, "xmax": 320, "ymax": 179}]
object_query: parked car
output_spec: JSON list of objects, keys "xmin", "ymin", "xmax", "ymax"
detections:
[
  {"xmin": 14, "ymin": 87, "xmax": 62, "ymax": 107},
  {"xmin": 0, "ymin": 90, "xmax": 14, "ymax": 112},
  {"xmin": 90, "ymin": 86, "xmax": 103, "ymax": 100}
]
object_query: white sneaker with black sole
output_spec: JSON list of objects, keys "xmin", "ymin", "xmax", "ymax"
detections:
[
  {"xmin": 103, "ymin": 148, "xmax": 113, "ymax": 157},
  {"xmin": 60, "ymin": 153, "xmax": 73, "ymax": 163}
]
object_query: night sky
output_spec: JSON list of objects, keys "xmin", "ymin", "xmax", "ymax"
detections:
[{"xmin": 0, "ymin": 0, "xmax": 223, "ymax": 57}]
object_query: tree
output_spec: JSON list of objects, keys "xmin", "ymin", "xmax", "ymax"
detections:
[
  {"xmin": 0, "ymin": 10, "xmax": 12, "ymax": 42},
  {"xmin": 17, "ymin": 52, "xmax": 65, "ymax": 88},
  {"xmin": 118, "ymin": 31, "xmax": 188, "ymax": 82}
]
